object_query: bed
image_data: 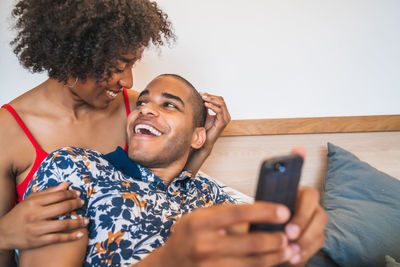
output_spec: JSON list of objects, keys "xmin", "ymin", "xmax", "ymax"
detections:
[{"xmin": 201, "ymin": 115, "xmax": 400, "ymax": 267}]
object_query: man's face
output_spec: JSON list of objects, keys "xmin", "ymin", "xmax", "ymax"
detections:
[{"xmin": 126, "ymin": 76, "xmax": 204, "ymax": 168}]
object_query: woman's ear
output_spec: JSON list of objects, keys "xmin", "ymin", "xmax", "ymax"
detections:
[{"xmin": 191, "ymin": 127, "xmax": 206, "ymax": 149}]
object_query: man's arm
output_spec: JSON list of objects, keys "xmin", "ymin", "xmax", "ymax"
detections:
[
  {"xmin": 135, "ymin": 202, "xmax": 295, "ymax": 267},
  {"xmin": 185, "ymin": 93, "xmax": 231, "ymax": 174}
]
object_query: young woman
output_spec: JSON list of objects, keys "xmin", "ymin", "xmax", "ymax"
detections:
[{"xmin": 0, "ymin": 1, "xmax": 230, "ymax": 265}]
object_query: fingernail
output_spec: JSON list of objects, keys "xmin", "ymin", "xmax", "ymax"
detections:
[
  {"xmin": 217, "ymin": 229, "xmax": 227, "ymax": 236},
  {"xmin": 284, "ymin": 246, "xmax": 293, "ymax": 260},
  {"xmin": 276, "ymin": 206, "xmax": 290, "ymax": 220},
  {"xmin": 84, "ymin": 218, "xmax": 89, "ymax": 225},
  {"xmin": 290, "ymin": 254, "xmax": 301, "ymax": 264},
  {"xmin": 286, "ymin": 224, "xmax": 300, "ymax": 239},
  {"xmin": 76, "ymin": 232, "xmax": 84, "ymax": 238},
  {"xmin": 80, "ymin": 199, "xmax": 85, "ymax": 205},
  {"xmin": 202, "ymin": 94, "xmax": 208, "ymax": 99},
  {"xmin": 290, "ymin": 243, "xmax": 301, "ymax": 254},
  {"xmin": 75, "ymin": 191, "xmax": 81, "ymax": 197}
]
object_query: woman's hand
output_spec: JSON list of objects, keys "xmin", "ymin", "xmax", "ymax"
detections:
[
  {"xmin": 185, "ymin": 93, "xmax": 231, "ymax": 174},
  {"xmin": 0, "ymin": 182, "xmax": 88, "ymax": 250}
]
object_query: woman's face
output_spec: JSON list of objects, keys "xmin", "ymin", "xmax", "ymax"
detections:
[{"xmin": 68, "ymin": 49, "xmax": 143, "ymax": 108}]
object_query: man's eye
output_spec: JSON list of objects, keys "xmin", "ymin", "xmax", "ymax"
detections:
[
  {"xmin": 164, "ymin": 102, "xmax": 177, "ymax": 109},
  {"xmin": 136, "ymin": 100, "xmax": 146, "ymax": 106},
  {"xmin": 115, "ymin": 68, "xmax": 125, "ymax": 73}
]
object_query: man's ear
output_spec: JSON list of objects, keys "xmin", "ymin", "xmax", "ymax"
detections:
[{"xmin": 191, "ymin": 127, "xmax": 206, "ymax": 149}]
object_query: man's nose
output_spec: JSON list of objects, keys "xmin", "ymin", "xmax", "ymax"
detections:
[
  {"xmin": 139, "ymin": 102, "xmax": 160, "ymax": 117},
  {"xmin": 119, "ymin": 69, "xmax": 133, "ymax": 89}
]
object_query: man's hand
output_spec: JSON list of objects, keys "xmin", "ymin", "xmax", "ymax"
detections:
[
  {"xmin": 0, "ymin": 182, "xmax": 88, "ymax": 250},
  {"xmin": 184, "ymin": 93, "xmax": 231, "ymax": 174},
  {"xmin": 284, "ymin": 186, "xmax": 327, "ymax": 265},
  {"xmin": 201, "ymin": 93, "xmax": 231, "ymax": 151},
  {"xmin": 137, "ymin": 202, "xmax": 298, "ymax": 267}
]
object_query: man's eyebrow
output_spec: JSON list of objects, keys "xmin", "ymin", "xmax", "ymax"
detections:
[
  {"xmin": 162, "ymin": 93, "xmax": 185, "ymax": 107},
  {"xmin": 138, "ymin": 89, "xmax": 149, "ymax": 98}
]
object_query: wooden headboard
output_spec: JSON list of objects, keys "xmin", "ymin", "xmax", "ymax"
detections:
[{"xmin": 201, "ymin": 115, "xmax": 400, "ymax": 197}]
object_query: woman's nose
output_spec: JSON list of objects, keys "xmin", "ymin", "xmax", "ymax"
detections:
[{"xmin": 119, "ymin": 69, "xmax": 133, "ymax": 89}]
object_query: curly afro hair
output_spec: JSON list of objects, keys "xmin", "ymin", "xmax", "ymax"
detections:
[{"xmin": 11, "ymin": 0, "xmax": 175, "ymax": 84}]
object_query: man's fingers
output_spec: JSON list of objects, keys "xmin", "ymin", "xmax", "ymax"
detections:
[
  {"xmin": 202, "ymin": 94, "xmax": 230, "ymax": 121},
  {"xmin": 204, "ymin": 103, "xmax": 222, "ymax": 117},
  {"xmin": 199, "ymin": 247, "xmax": 294, "ymax": 267},
  {"xmin": 185, "ymin": 202, "xmax": 290, "ymax": 232},
  {"xmin": 201, "ymin": 93, "xmax": 226, "ymax": 107},
  {"xmin": 35, "ymin": 198, "xmax": 84, "ymax": 220},
  {"xmin": 289, "ymin": 206, "xmax": 327, "ymax": 264},
  {"xmin": 290, "ymin": 147, "xmax": 306, "ymax": 158},
  {"xmin": 193, "ymin": 232, "xmax": 287, "ymax": 259},
  {"xmin": 32, "ymin": 218, "xmax": 89, "ymax": 236},
  {"xmin": 286, "ymin": 187, "xmax": 320, "ymax": 240},
  {"xmin": 36, "ymin": 189, "xmax": 82, "ymax": 206}
]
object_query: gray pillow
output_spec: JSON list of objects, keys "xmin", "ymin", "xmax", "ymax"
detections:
[{"xmin": 321, "ymin": 143, "xmax": 400, "ymax": 267}]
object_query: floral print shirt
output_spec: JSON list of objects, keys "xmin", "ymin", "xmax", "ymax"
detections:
[{"xmin": 24, "ymin": 147, "xmax": 235, "ymax": 266}]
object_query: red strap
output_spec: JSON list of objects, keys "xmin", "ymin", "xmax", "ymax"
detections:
[
  {"xmin": 1, "ymin": 104, "xmax": 48, "ymax": 202},
  {"xmin": 122, "ymin": 88, "xmax": 131, "ymax": 152},
  {"xmin": 122, "ymin": 87, "xmax": 131, "ymax": 116},
  {"xmin": 1, "ymin": 104, "xmax": 43, "ymax": 152}
]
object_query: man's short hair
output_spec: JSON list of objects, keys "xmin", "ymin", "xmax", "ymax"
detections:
[{"xmin": 157, "ymin": 74, "xmax": 207, "ymax": 127}]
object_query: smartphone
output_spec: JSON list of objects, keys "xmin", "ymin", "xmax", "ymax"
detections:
[{"xmin": 249, "ymin": 154, "xmax": 303, "ymax": 232}]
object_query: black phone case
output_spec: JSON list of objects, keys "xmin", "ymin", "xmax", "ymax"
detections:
[{"xmin": 249, "ymin": 154, "xmax": 303, "ymax": 232}]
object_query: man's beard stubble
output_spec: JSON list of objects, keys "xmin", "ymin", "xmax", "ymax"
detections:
[{"xmin": 130, "ymin": 133, "xmax": 192, "ymax": 170}]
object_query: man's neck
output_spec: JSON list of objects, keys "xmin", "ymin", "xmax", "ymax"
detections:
[{"xmin": 147, "ymin": 157, "xmax": 189, "ymax": 187}]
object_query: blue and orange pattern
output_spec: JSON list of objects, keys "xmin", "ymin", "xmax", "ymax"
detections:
[{"xmin": 24, "ymin": 147, "xmax": 235, "ymax": 266}]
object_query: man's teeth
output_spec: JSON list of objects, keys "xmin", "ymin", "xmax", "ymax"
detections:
[
  {"xmin": 106, "ymin": 90, "xmax": 117, "ymax": 98},
  {"xmin": 134, "ymin": 124, "xmax": 162, "ymax": 136}
]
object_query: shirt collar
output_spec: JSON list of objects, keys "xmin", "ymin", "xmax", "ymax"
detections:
[
  {"xmin": 103, "ymin": 146, "xmax": 141, "ymax": 179},
  {"xmin": 104, "ymin": 147, "xmax": 195, "ymax": 191}
]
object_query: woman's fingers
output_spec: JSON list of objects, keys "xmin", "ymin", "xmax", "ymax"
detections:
[
  {"xmin": 31, "ymin": 218, "xmax": 89, "ymax": 236},
  {"xmin": 35, "ymin": 189, "xmax": 82, "ymax": 206},
  {"xmin": 31, "ymin": 229, "xmax": 88, "ymax": 248}
]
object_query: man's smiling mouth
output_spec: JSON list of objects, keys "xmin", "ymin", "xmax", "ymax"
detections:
[{"xmin": 134, "ymin": 124, "xmax": 162, "ymax": 136}]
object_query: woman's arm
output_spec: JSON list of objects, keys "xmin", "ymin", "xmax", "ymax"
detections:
[
  {"xmin": 20, "ymin": 230, "xmax": 88, "ymax": 267},
  {"xmin": 19, "ymin": 229, "xmax": 88, "ymax": 267},
  {"xmin": 0, "ymin": 110, "xmax": 86, "ymax": 264}
]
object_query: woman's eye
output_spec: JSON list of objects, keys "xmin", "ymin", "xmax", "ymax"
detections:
[{"xmin": 116, "ymin": 68, "xmax": 125, "ymax": 73}]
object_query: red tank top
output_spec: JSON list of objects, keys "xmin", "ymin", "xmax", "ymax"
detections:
[{"xmin": 2, "ymin": 88, "xmax": 131, "ymax": 202}]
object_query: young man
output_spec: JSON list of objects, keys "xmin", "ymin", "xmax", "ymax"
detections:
[{"xmin": 21, "ymin": 74, "xmax": 326, "ymax": 267}]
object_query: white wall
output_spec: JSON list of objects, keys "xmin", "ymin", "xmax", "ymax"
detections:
[{"xmin": 1, "ymin": 0, "xmax": 400, "ymax": 119}]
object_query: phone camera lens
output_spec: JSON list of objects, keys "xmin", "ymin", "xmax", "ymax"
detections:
[{"xmin": 275, "ymin": 163, "xmax": 286, "ymax": 173}]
